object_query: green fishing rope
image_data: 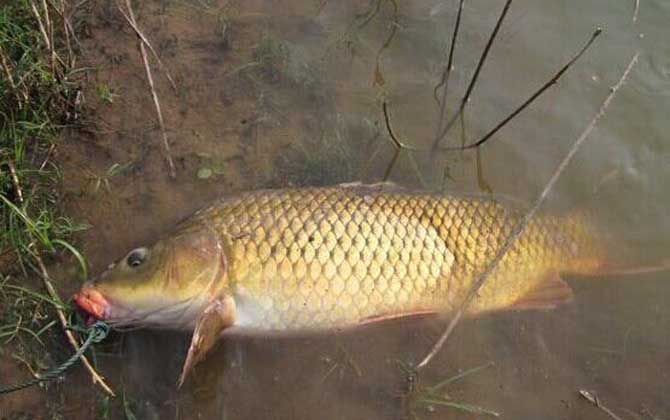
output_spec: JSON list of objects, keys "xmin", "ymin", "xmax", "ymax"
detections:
[{"xmin": 0, "ymin": 321, "xmax": 110, "ymax": 395}]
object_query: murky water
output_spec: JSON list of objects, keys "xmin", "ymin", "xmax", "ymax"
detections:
[{"xmin": 6, "ymin": 0, "xmax": 670, "ymax": 418}]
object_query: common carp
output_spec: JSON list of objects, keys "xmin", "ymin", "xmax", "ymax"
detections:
[{"xmin": 74, "ymin": 183, "xmax": 611, "ymax": 384}]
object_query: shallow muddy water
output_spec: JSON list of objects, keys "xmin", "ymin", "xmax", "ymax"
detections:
[{"xmin": 5, "ymin": 0, "xmax": 670, "ymax": 418}]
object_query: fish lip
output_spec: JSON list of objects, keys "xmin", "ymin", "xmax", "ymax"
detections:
[{"xmin": 73, "ymin": 283, "xmax": 110, "ymax": 320}]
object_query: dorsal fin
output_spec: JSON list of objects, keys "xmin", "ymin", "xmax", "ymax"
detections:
[{"xmin": 336, "ymin": 181, "xmax": 405, "ymax": 194}]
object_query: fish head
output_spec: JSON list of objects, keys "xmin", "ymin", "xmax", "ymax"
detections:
[{"xmin": 74, "ymin": 226, "xmax": 228, "ymax": 329}]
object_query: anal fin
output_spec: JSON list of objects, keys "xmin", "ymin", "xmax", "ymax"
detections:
[{"xmin": 512, "ymin": 272, "xmax": 574, "ymax": 310}]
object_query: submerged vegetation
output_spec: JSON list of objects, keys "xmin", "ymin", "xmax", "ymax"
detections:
[{"xmin": 398, "ymin": 361, "xmax": 499, "ymax": 419}]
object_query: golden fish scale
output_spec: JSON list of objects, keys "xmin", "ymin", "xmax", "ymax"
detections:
[{"xmin": 190, "ymin": 185, "xmax": 603, "ymax": 330}]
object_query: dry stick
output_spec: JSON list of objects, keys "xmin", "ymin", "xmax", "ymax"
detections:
[
  {"xmin": 433, "ymin": 0, "xmax": 465, "ymax": 126},
  {"xmin": 5, "ymin": 162, "xmax": 115, "ymax": 395},
  {"xmin": 116, "ymin": 6, "xmax": 177, "ymax": 93},
  {"xmin": 7, "ymin": 162, "xmax": 24, "ymax": 204},
  {"xmin": 58, "ymin": 0, "xmax": 85, "ymax": 54},
  {"xmin": 50, "ymin": 0, "xmax": 75, "ymax": 66},
  {"xmin": 0, "ymin": 48, "xmax": 26, "ymax": 108},
  {"xmin": 33, "ymin": 254, "xmax": 116, "ymax": 396},
  {"xmin": 633, "ymin": 0, "xmax": 640, "ymax": 24},
  {"xmin": 41, "ymin": 0, "xmax": 55, "ymax": 64},
  {"xmin": 381, "ymin": 101, "xmax": 427, "ymax": 187},
  {"xmin": 431, "ymin": 0, "xmax": 513, "ymax": 151},
  {"xmin": 416, "ymin": 52, "xmax": 639, "ymax": 371},
  {"xmin": 579, "ymin": 390, "xmax": 625, "ymax": 420},
  {"xmin": 121, "ymin": 0, "xmax": 177, "ymax": 178},
  {"xmin": 440, "ymin": 28, "xmax": 602, "ymax": 152},
  {"xmin": 30, "ymin": 1, "xmax": 51, "ymax": 52}
]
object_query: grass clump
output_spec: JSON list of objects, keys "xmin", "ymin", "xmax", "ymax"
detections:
[
  {"xmin": 0, "ymin": 275, "xmax": 65, "ymax": 371},
  {"xmin": 0, "ymin": 0, "xmax": 85, "ymax": 270},
  {"xmin": 0, "ymin": 0, "xmax": 90, "ymax": 399}
]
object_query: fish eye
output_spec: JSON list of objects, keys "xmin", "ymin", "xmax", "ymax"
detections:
[{"xmin": 126, "ymin": 248, "xmax": 148, "ymax": 268}]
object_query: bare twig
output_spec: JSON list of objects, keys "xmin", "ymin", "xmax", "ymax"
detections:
[
  {"xmin": 33, "ymin": 254, "xmax": 116, "ymax": 396},
  {"xmin": 116, "ymin": 6, "xmax": 178, "ymax": 92},
  {"xmin": 432, "ymin": 0, "xmax": 513, "ymax": 150},
  {"xmin": 49, "ymin": 0, "xmax": 77, "ymax": 65},
  {"xmin": 417, "ymin": 52, "xmax": 639, "ymax": 370},
  {"xmin": 0, "ymin": 47, "xmax": 27, "ymax": 108},
  {"xmin": 381, "ymin": 101, "xmax": 427, "ymax": 187},
  {"xmin": 41, "ymin": 0, "xmax": 56, "ymax": 68},
  {"xmin": 30, "ymin": 1, "xmax": 51, "ymax": 49},
  {"xmin": 633, "ymin": 0, "xmax": 640, "ymax": 24},
  {"xmin": 579, "ymin": 390, "xmax": 625, "ymax": 420},
  {"xmin": 29, "ymin": 1, "xmax": 51, "ymax": 51},
  {"xmin": 433, "ymin": 0, "xmax": 465, "ymax": 130},
  {"xmin": 441, "ymin": 28, "xmax": 602, "ymax": 151},
  {"xmin": 7, "ymin": 162, "xmax": 24, "ymax": 204},
  {"xmin": 119, "ymin": 0, "xmax": 177, "ymax": 178}
]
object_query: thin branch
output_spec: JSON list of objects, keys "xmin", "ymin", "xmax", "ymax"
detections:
[
  {"xmin": 48, "ymin": 0, "xmax": 78, "ymax": 65},
  {"xmin": 579, "ymin": 390, "xmax": 625, "ymax": 420},
  {"xmin": 381, "ymin": 101, "xmax": 427, "ymax": 187},
  {"xmin": 433, "ymin": 0, "xmax": 465, "ymax": 127},
  {"xmin": 119, "ymin": 0, "xmax": 177, "ymax": 178},
  {"xmin": 441, "ymin": 28, "xmax": 602, "ymax": 151},
  {"xmin": 116, "ymin": 6, "xmax": 178, "ymax": 93},
  {"xmin": 633, "ymin": 0, "xmax": 640, "ymax": 24},
  {"xmin": 432, "ymin": 0, "xmax": 513, "ymax": 150},
  {"xmin": 417, "ymin": 52, "xmax": 639, "ymax": 370},
  {"xmin": 29, "ymin": 1, "xmax": 51, "ymax": 52},
  {"xmin": 41, "ymin": 0, "xmax": 56, "ymax": 69},
  {"xmin": 382, "ymin": 102, "xmax": 422, "ymax": 152},
  {"xmin": 0, "ymin": 47, "xmax": 27, "ymax": 108},
  {"xmin": 33, "ymin": 254, "xmax": 116, "ymax": 396},
  {"xmin": 7, "ymin": 162, "xmax": 24, "ymax": 204}
]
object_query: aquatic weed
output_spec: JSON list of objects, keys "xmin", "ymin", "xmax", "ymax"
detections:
[{"xmin": 397, "ymin": 360, "xmax": 499, "ymax": 419}]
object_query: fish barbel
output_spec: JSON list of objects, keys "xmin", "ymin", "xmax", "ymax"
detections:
[{"xmin": 74, "ymin": 183, "xmax": 608, "ymax": 383}]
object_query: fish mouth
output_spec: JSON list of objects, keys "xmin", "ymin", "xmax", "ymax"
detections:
[
  {"xmin": 73, "ymin": 283, "xmax": 110, "ymax": 321},
  {"xmin": 73, "ymin": 283, "xmax": 204, "ymax": 329}
]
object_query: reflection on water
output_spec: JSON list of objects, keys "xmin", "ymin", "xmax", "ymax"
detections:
[{"xmin": 41, "ymin": 0, "xmax": 670, "ymax": 418}]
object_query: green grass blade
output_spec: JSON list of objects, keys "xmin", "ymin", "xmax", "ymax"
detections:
[
  {"xmin": 419, "ymin": 398, "xmax": 500, "ymax": 417},
  {"xmin": 53, "ymin": 239, "xmax": 88, "ymax": 279},
  {"xmin": 427, "ymin": 361, "xmax": 494, "ymax": 393}
]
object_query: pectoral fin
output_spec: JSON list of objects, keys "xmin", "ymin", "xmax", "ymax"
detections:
[
  {"xmin": 178, "ymin": 295, "xmax": 236, "ymax": 387},
  {"xmin": 511, "ymin": 272, "xmax": 574, "ymax": 310}
]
